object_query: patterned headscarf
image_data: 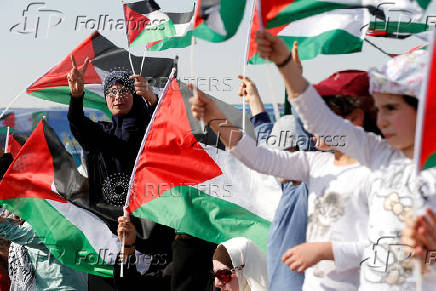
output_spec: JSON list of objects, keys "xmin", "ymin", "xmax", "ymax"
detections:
[
  {"xmin": 103, "ymin": 71, "xmax": 135, "ymax": 97},
  {"xmin": 369, "ymin": 49, "xmax": 428, "ymax": 99}
]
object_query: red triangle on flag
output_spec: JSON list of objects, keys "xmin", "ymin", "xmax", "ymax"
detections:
[
  {"xmin": 26, "ymin": 32, "xmax": 101, "ymax": 94},
  {"xmin": 124, "ymin": 4, "xmax": 151, "ymax": 45},
  {"xmin": 0, "ymin": 121, "xmax": 67, "ymax": 203},
  {"xmin": 127, "ymin": 79, "xmax": 222, "ymax": 214},
  {"xmin": 248, "ymin": 4, "xmax": 287, "ymax": 62}
]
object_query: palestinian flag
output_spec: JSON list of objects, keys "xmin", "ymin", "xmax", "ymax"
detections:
[
  {"xmin": 259, "ymin": 0, "xmax": 430, "ymax": 30},
  {"xmin": 123, "ymin": 0, "xmax": 176, "ymax": 47},
  {"xmin": 147, "ymin": 6, "xmax": 196, "ymax": 51},
  {"xmin": 26, "ymin": 31, "xmax": 175, "ymax": 116},
  {"xmin": 416, "ymin": 32, "xmax": 436, "ymax": 171},
  {"xmin": 148, "ymin": 0, "xmax": 246, "ymax": 51},
  {"xmin": 193, "ymin": 0, "xmax": 246, "ymax": 41},
  {"xmin": 0, "ymin": 120, "xmax": 120, "ymax": 276},
  {"xmin": 248, "ymin": 7, "xmax": 369, "ymax": 63},
  {"xmin": 126, "ymin": 79, "xmax": 282, "ymax": 251}
]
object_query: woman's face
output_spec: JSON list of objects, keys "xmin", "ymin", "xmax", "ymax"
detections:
[
  {"xmin": 374, "ymin": 93, "xmax": 417, "ymax": 158},
  {"xmin": 213, "ymin": 260, "xmax": 239, "ymax": 291},
  {"xmin": 105, "ymin": 83, "xmax": 134, "ymax": 116}
]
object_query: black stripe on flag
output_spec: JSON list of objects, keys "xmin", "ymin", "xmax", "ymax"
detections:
[
  {"xmin": 91, "ymin": 33, "xmax": 175, "ymax": 88},
  {"xmin": 42, "ymin": 120, "xmax": 89, "ymax": 205},
  {"xmin": 178, "ymin": 82, "xmax": 256, "ymax": 150},
  {"xmin": 167, "ymin": 9, "xmax": 195, "ymax": 25},
  {"xmin": 126, "ymin": 0, "xmax": 160, "ymax": 15}
]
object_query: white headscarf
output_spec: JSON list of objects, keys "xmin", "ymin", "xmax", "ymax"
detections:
[{"xmin": 220, "ymin": 237, "xmax": 268, "ymax": 291}]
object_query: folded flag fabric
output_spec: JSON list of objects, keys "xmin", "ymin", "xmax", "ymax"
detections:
[
  {"xmin": 0, "ymin": 120, "xmax": 120, "ymax": 277},
  {"xmin": 148, "ymin": 0, "xmax": 246, "ymax": 51},
  {"xmin": 262, "ymin": 0, "xmax": 431, "ymax": 30},
  {"xmin": 248, "ymin": 6, "xmax": 369, "ymax": 63},
  {"xmin": 416, "ymin": 34, "xmax": 436, "ymax": 171},
  {"xmin": 123, "ymin": 0, "xmax": 176, "ymax": 46},
  {"xmin": 26, "ymin": 31, "xmax": 175, "ymax": 116},
  {"xmin": 147, "ymin": 6, "xmax": 196, "ymax": 51},
  {"xmin": 125, "ymin": 79, "xmax": 282, "ymax": 251}
]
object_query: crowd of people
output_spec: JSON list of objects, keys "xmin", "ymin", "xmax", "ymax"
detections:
[{"xmin": 0, "ymin": 29, "xmax": 436, "ymax": 291}]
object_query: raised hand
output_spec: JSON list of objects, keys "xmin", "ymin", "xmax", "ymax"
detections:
[
  {"xmin": 255, "ymin": 31, "xmax": 291, "ymax": 66},
  {"xmin": 292, "ymin": 41, "xmax": 303, "ymax": 74},
  {"xmin": 188, "ymin": 84, "xmax": 222, "ymax": 124},
  {"xmin": 117, "ymin": 216, "xmax": 136, "ymax": 246},
  {"xmin": 129, "ymin": 75, "xmax": 157, "ymax": 106},
  {"xmin": 237, "ymin": 75, "xmax": 265, "ymax": 116},
  {"xmin": 67, "ymin": 55, "xmax": 90, "ymax": 98}
]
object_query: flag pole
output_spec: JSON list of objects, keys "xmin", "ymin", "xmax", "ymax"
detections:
[
  {"xmin": 256, "ymin": 0, "xmax": 280, "ymax": 121},
  {"xmin": 121, "ymin": 0, "xmax": 137, "ymax": 75},
  {"xmin": 120, "ymin": 67, "xmax": 177, "ymax": 279},
  {"xmin": 190, "ymin": 2, "xmax": 205, "ymax": 131},
  {"xmin": 4, "ymin": 127, "xmax": 10, "ymax": 153},
  {"xmin": 0, "ymin": 89, "xmax": 25, "ymax": 121},
  {"xmin": 241, "ymin": 0, "xmax": 257, "ymax": 132},
  {"xmin": 140, "ymin": 46, "xmax": 147, "ymax": 76},
  {"xmin": 412, "ymin": 30, "xmax": 435, "ymax": 291}
]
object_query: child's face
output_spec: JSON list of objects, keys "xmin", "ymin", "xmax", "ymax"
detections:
[{"xmin": 374, "ymin": 93, "xmax": 417, "ymax": 156}]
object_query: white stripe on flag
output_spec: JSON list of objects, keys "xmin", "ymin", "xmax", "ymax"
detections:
[
  {"xmin": 48, "ymin": 200, "xmax": 121, "ymax": 265},
  {"xmin": 278, "ymin": 9, "xmax": 369, "ymax": 38},
  {"xmin": 195, "ymin": 144, "xmax": 282, "ymax": 221}
]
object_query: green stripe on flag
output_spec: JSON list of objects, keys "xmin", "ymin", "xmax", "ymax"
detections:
[
  {"xmin": 130, "ymin": 20, "xmax": 176, "ymax": 47},
  {"xmin": 193, "ymin": 22, "xmax": 229, "ymax": 42},
  {"xmin": 369, "ymin": 21, "xmax": 429, "ymax": 34},
  {"xmin": 29, "ymin": 87, "xmax": 111, "ymax": 117},
  {"xmin": 417, "ymin": 0, "xmax": 431, "ymax": 9},
  {"xmin": 249, "ymin": 29, "xmax": 363, "ymax": 64},
  {"xmin": 148, "ymin": 31, "xmax": 193, "ymax": 51},
  {"xmin": 0, "ymin": 127, "xmax": 13, "ymax": 134},
  {"xmin": 131, "ymin": 185, "xmax": 271, "ymax": 251},
  {"xmin": 267, "ymin": 0, "xmax": 350, "ymax": 29},
  {"xmin": 220, "ymin": 0, "xmax": 246, "ymax": 39},
  {"xmin": 0, "ymin": 198, "xmax": 113, "ymax": 277},
  {"xmin": 424, "ymin": 152, "xmax": 436, "ymax": 170},
  {"xmin": 193, "ymin": 0, "xmax": 245, "ymax": 42}
]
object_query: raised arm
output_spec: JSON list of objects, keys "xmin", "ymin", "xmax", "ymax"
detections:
[
  {"xmin": 189, "ymin": 85, "xmax": 312, "ymax": 182},
  {"xmin": 255, "ymin": 31, "xmax": 395, "ymax": 169},
  {"xmin": 67, "ymin": 55, "xmax": 146, "ymax": 158}
]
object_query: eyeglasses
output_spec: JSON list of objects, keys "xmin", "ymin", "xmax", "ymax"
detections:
[
  {"xmin": 211, "ymin": 265, "xmax": 244, "ymax": 284},
  {"xmin": 106, "ymin": 87, "xmax": 131, "ymax": 98}
]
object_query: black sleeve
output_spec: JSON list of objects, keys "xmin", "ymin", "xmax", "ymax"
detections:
[
  {"xmin": 0, "ymin": 153, "xmax": 13, "ymax": 180},
  {"xmin": 113, "ymin": 253, "xmax": 171, "ymax": 291},
  {"xmin": 67, "ymin": 95, "xmax": 142, "ymax": 159}
]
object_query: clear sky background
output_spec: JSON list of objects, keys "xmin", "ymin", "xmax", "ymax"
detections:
[{"xmin": 1, "ymin": 0, "xmax": 435, "ymax": 109}]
